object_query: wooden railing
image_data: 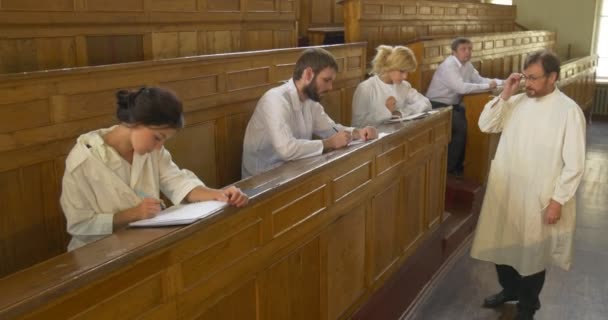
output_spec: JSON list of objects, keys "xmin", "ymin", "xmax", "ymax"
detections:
[
  {"xmin": 0, "ymin": 43, "xmax": 367, "ymax": 278},
  {"xmin": 0, "ymin": 109, "xmax": 451, "ymax": 320},
  {"xmin": 339, "ymin": 0, "xmax": 518, "ymax": 64},
  {"xmin": 0, "ymin": 0, "xmax": 297, "ymax": 73}
]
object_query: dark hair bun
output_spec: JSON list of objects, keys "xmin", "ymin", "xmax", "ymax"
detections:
[{"xmin": 114, "ymin": 87, "xmax": 184, "ymax": 128}]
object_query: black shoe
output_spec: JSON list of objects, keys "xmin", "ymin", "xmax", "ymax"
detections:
[
  {"xmin": 482, "ymin": 291, "xmax": 518, "ymax": 308},
  {"xmin": 514, "ymin": 308, "xmax": 535, "ymax": 320}
]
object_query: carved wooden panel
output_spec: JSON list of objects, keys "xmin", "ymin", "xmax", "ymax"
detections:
[
  {"xmin": 324, "ymin": 206, "xmax": 366, "ymax": 319},
  {"xmin": 370, "ymin": 182, "xmax": 400, "ymax": 281}
]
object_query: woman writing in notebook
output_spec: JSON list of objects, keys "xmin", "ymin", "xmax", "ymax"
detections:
[
  {"xmin": 351, "ymin": 45, "xmax": 431, "ymax": 127},
  {"xmin": 60, "ymin": 87, "xmax": 248, "ymax": 251}
]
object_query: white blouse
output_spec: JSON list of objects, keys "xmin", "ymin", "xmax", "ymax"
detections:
[
  {"xmin": 61, "ymin": 126, "xmax": 205, "ymax": 250},
  {"xmin": 352, "ymin": 75, "xmax": 431, "ymax": 127}
]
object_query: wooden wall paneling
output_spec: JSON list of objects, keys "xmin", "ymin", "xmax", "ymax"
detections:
[
  {"xmin": 86, "ymin": 35, "xmax": 144, "ymax": 66},
  {"xmin": 206, "ymin": 0, "xmax": 241, "ymax": 11},
  {"xmin": 369, "ymin": 182, "xmax": 400, "ymax": 282},
  {"xmin": 164, "ymin": 122, "xmax": 219, "ymax": 188},
  {"xmin": 399, "ymin": 160, "xmax": 426, "ymax": 255},
  {"xmin": 299, "ymin": 0, "xmax": 344, "ymax": 38},
  {"xmin": 195, "ymin": 279, "xmax": 258, "ymax": 320},
  {"xmin": 323, "ymin": 205, "xmax": 367, "ymax": 320},
  {"xmin": 1, "ymin": 0, "xmax": 75, "ymax": 11},
  {"xmin": 86, "ymin": 0, "xmax": 145, "ymax": 12},
  {"xmin": 321, "ymin": 90, "xmax": 343, "ymax": 125},
  {"xmin": 147, "ymin": 0, "xmax": 199, "ymax": 12},
  {"xmin": 259, "ymin": 238, "xmax": 321, "ymax": 320},
  {"xmin": 0, "ymin": 1, "xmax": 297, "ymax": 72}
]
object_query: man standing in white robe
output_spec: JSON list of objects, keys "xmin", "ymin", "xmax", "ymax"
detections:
[
  {"xmin": 470, "ymin": 50, "xmax": 586, "ymax": 320},
  {"xmin": 241, "ymin": 48, "xmax": 377, "ymax": 178}
]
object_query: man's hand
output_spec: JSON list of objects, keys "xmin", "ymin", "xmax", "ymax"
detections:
[
  {"xmin": 500, "ymin": 73, "xmax": 523, "ymax": 101},
  {"xmin": 385, "ymin": 96, "xmax": 397, "ymax": 113},
  {"xmin": 353, "ymin": 126, "xmax": 378, "ymax": 141},
  {"xmin": 544, "ymin": 199, "xmax": 562, "ymax": 225},
  {"xmin": 489, "ymin": 80, "xmax": 498, "ymax": 89},
  {"xmin": 323, "ymin": 131, "xmax": 352, "ymax": 151}
]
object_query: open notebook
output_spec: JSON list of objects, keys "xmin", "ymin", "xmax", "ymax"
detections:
[
  {"xmin": 129, "ymin": 200, "xmax": 227, "ymax": 227},
  {"xmin": 384, "ymin": 110, "xmax": 439, "ymax": 123}
]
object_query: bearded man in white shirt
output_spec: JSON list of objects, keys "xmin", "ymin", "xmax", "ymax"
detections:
[
  {"xmin": 426, "ymin": 37, "xmax": 504, "ymax": 175},
  {"xmin": 241, "ymin": 48, "xmax": 377, "ymax": 178},
  {"xmin": 470, "ymin": 50, "xmax": 586, "ymax": 320}
]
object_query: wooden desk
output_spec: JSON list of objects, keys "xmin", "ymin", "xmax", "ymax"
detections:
[
  {"xmin": 0, "ymin": 43, "xmax": 368, "ymax": 278},
  {"xmin": 0, "ymin": 109, "xmax": 451, "ymax": 320}
]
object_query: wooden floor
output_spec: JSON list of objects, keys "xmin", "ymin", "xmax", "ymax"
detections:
[{"xmin": 406, "ymin": 121, "xmax": 608, "ymax": 320}]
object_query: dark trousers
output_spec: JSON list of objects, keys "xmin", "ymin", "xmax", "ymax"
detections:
[
  {"xmin": 496, "ymin": 264, "xmax": 546, "ymax": 313},
  {"xmin": 430, "ymin": 101, "xmax": 467, "ymax": 174}
]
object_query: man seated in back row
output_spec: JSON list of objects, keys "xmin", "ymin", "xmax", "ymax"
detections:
[
  {"xmin": 426, "ymin": 37, "xmax": 504, "ymax": 176},
  {"xmin": 241, "ymin": 48, "xmax": 377, "ymax": 178}
]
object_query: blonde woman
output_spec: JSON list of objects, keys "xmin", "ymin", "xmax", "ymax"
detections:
[{"xmin": 352, "ymin": 45, "xmax": 431, "ymax": 127}]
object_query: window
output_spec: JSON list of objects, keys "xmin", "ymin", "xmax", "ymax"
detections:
[
  {"xmin": 597, "ymin": 0, "xmax": 608, "ymax": 79},
  {"xmin": 487, "ymin": 0, "xmax": 512, "ymax": 5}
]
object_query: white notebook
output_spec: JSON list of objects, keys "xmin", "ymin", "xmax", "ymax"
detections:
[
  {"xmin": 384, "ymin": 110, "xmax": 439, "ymax": 123},
  {"xmin": 129, "ymin": 200, "xmax": 227, "ymax": 227}
]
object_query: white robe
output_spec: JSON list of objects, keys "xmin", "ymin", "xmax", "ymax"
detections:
[
  {"xmin": 60, "ymin": 126, "xmax": 205, "ymax": 251},
  {"xmin": 470, "ymin": 88, "xmax": 586, "ymax": 276},
  {"xmin": 241, "ymin": 79, "xmax": 352, "ymax": 178},
  {"xmin": 351, "ymin": 75, "xmax": 431, "ymax": 127}
]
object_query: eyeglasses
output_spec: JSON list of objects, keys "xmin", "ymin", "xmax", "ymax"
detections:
[{"xmin": 520, "ymin": 73, "xmax": 547, "ymax": 82}]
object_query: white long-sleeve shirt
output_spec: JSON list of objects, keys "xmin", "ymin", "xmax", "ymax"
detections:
[
  {"xmin": 352, "ymin": 75, "xmax": 431, "ymax": 127},
  {"xmin": 242, "ymin": 79, "xmax": 352, "ymax": 178},
  {"xmin": 470, "ymin": 88, "xmax": 586, "ymax": 275},
  {"xmin": 426, "ymin": 55, "xmax": 503, "ymax": 105},
  {"xmin": 61, "ymin": 126, "xmax": 205, "ymax": 251}
]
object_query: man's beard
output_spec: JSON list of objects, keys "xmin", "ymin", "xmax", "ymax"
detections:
[
  {"xmin": 303, "ymin": 79, "xmax": 321, "ymax": 102},
  {"xmin": 525, "ymin": 87, "xmax": 537, "ymax": 97}
]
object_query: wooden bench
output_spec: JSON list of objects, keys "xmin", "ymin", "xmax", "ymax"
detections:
[
  {"xmin": 0, "ymin": 43, "xmax": 367, "ymax": 278},
  {"xmin": 0, "ymin": 0, "xmax": 297, "ymax": 73},
  {"xmin": 339, "ymin": 0, "xmax": 518, "ymax": 64},
  {"xmin": 0, "ymin": 109, "xmax": 452, "ymax": 320}
]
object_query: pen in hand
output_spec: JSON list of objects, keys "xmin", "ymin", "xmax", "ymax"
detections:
[{"xmin": 136, "ymin": 191, "xmax": 166, "ymax": 210}]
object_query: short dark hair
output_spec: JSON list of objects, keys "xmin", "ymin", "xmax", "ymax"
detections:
[
  {"xmin": 451, "ymin": 37, "xmax": 472, "ymax": 51},
  {"xmin": 292, "ymin": 47, "xmax": 339, "ymax": 80},
  {"xmin": 524, "ymin": 49, "xmax": 561, "ymax": 80},
  {"xmin": 115, "ymin": 87, "xmax": 184, "ymax": 129}
]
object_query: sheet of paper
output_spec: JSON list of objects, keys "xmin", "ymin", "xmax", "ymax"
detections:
[
  {"xmin": 383, "ymin": 110, "xmax": 439, "ymax": 124},
  {"xmin": 129, "ymin": 200, "xmax": 227, "ymax": 227}
]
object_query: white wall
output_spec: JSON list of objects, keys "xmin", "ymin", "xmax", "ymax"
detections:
[{"xmin": 514, "ymin": 0, "xmax": 599, "ymax": 59}]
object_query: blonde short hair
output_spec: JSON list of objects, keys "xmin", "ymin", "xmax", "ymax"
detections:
[{"xmin": 371, "ymin": 45, "xmax": 417, "ymax": 75}]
